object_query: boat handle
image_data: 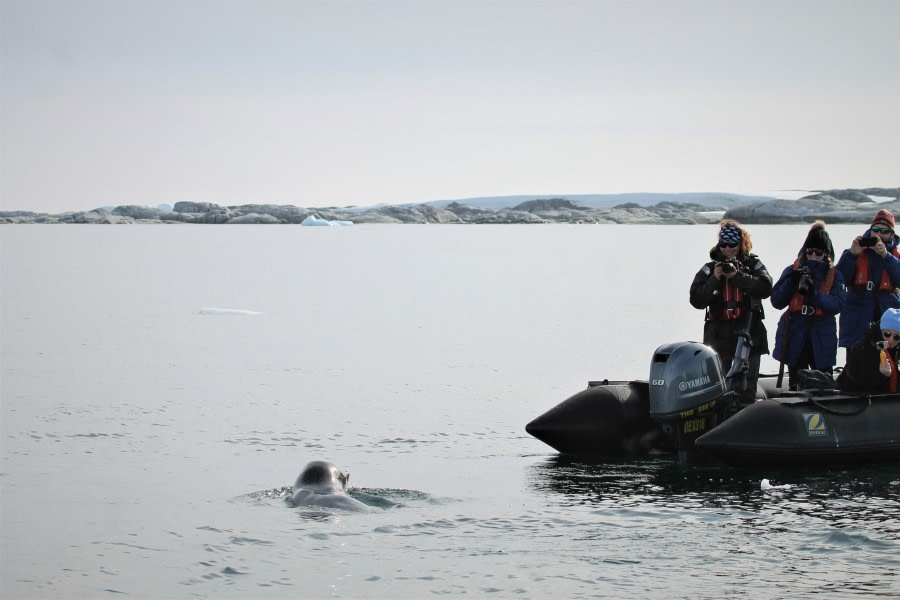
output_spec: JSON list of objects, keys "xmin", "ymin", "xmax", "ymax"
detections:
[{"xmin": 809, "ymin": 396, "xmax": 872, "ymax": 416}]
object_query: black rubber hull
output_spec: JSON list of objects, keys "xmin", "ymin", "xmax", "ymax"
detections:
[
  {"xmin": 527, "ymin": 377, "xmax": 900, "ymax": 466},
  {"xmin": 695, "ymin": 393, "xmax": 900, "ymax": 467},
  {"xmin": 525, "ymin": 381, "xmax": 672, "ymax": 455}
]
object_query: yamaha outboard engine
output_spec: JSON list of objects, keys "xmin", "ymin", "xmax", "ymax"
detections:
[{"xmin": 648, "ymin": 342, "xmax": 727, "ymax": 456}]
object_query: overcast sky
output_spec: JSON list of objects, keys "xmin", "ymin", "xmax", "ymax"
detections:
[{"xmin": 1, "ymin": 0, "xmax": 897, "ymax": 213}]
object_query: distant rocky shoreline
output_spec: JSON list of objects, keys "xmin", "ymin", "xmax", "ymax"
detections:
[{"xmin": 2, "ymin": 187, "xmax": 897, "ymax": 225}]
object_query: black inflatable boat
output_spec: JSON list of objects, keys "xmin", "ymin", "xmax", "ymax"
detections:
[{"xmin": 526, "ymin": 341, "xmax": 900, "ymax": 467}]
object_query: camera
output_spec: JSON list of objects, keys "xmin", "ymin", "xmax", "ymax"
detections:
[
  {"xmin": 719, "ymin": 258, "xmax": 740, "ymax": 275},
  {"xmin": 860, "ymin": 237, "xmax": 879, "ymax": 248},
  {"xmin": 797, "ymin": 266, "xmax": 812, "ymax": 295}
]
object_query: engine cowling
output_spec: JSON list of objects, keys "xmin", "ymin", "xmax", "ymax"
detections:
[{"xmin": 648, "ymin": 342, "xmax": 727, "ymax": 454}]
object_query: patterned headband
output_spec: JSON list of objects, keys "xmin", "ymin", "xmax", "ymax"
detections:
[{"xmin": 719, "ymin": 225, "xmax": 742, "ymax": 244}]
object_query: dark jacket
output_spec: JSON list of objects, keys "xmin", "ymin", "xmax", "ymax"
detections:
[
  {"xmin": 690, "ymin": 249, "xmax": 773, "ymax": 357},
  {"xmin": 837, "ymin": 322, "xmax": 899, "ymax": 392},
  {"xmin": 771, "ymin": 258, "xmax": 846, "ymax": 369},
  {"xmin": 835, "ymin": 232, "xmax": 900, "ymax": 348}
]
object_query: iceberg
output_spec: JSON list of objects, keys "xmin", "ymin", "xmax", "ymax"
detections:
[
  {"xmin": 760, "ymin": 478, "xmax": 792, "ymax": 491},
  {"xmin": 199, "ymin": 308, "xmax": 263, "ymax": 316},
  {"xmin": 301, "ymin": 214, "xmax": 353, "ymax": 227}
]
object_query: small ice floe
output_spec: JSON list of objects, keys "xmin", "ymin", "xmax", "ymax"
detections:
[
  {"xmin": 199, "ymin": 307, "xmax": 263, "ymax": 316},
  {"xmin": 301, "ymin": 214, "xmax": 353, "ymax": 227},
  {"xmin": 761, "ymin": 478, "xmax": 792, "ymax": 491}
]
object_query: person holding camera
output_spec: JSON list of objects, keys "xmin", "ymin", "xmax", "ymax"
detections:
[
  {"xmin": 836, "ymin": 308, "xmax": 900, "ymax": 392},
  {"xmin": 690, "ymin": 220, "xmax": 773, "ymax": 406},
  {"xmin": 835, "ymin": 209, "xmax": 900, "ymax": 357},
  {"xmin": 770, "ymin": 221, "xmax": 846, "ymax": 388}
]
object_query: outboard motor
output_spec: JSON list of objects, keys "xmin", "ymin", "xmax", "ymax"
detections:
[{"xmin": 648, "ymin": 342, "xmax": 727, "ymax": 456}]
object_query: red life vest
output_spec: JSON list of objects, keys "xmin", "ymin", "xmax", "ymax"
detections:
[
  {"xmin": 854, "ymin": 247, "xmax": 900, "ymax": 291},
  {"xmin": 882, "ymin": 349, "xmax": 899, "ymax": 392},
  {"xmin": 787, "ymin": 259, "xmax": 835, "ymax": 316},
  {"xmin": 892, "ymin": 354, "xmax": 898, "ymax": 392}
]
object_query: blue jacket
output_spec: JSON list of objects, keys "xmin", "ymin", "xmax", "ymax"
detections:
[
  {"xmin": 835, "ymin": 231, "xmax": 900, "ymax": 348},
  {"xmin": 771, "ymin": 259, "xmax": 846, "ymax": 369}
]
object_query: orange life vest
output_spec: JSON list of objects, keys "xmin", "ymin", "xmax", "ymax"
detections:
[
  {"xmin": 854, "ymin": 247, "xmax": 900, "ymax": 291},
  {"xmin": 787, "ymin": 259, "xmax": 835, "ymax": 316}
]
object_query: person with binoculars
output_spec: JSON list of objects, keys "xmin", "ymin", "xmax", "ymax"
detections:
[
  {"xmin": 690, "ymin": 220, "xmax": 773, "ymax": 406},
  {"xmin": 835, "ymin": 209, "xmax": 900, "ymax": 358},
  {"xmin": 770, "ymin": 221, "xmax": 846, "ymax": 388}
]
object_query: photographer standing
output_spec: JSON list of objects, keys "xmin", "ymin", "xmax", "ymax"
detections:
[
  {"xmin": 770, "ymin": 221, "xmax": 846, "ymax": 388},
  {"xmin": 835, "ymin": 209, "xmax": 900, "ymax": 357},
  {"xmin": 690, "ymin": 220, "xmax": 773, "ymax": 406}
]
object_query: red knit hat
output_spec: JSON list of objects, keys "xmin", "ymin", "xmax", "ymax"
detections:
[{"xmin": 871, "ymin": 209, "xmax": 895, "ymax": 230}]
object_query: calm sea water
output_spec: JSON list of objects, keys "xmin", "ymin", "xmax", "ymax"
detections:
[{"xmin": 2, "ymin": 223, "xmax": 898, "ymax": 599}]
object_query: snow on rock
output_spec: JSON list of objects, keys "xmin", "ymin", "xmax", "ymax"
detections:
[{"xmin": 301, "ymin": 215, "xmax": 353, "ymax": 226}]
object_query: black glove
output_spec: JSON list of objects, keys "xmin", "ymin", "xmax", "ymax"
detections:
[
  {"xmin": 799, "ymin": 275, "xmax": 815, "ymax": 296},
  {"xmin": 789, "ymin": 269, "xmax": 803, "ymax": 284}
]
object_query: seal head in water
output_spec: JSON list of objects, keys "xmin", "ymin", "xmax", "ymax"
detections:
[{"xmin": 291, "ymin": 461, "xmax": 370, "ymax": 511}]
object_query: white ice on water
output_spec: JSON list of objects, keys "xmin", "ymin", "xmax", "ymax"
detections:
[
  {"xmin": 199, "ymin": 308, "xmax": 263, "ymax": 316},
  {"xmin": 760, "ymin": 478, "xmax": 793, "ymax": 491}
]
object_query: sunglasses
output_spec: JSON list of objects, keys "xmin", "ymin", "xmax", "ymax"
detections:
[
  {"xmin": 718, "ymin": 241, "xmax": 740, "ymax": 248},
  {"xmin": 805, "ymin": 248, "xmax": 825, "ymax": 257},
  {"xmin": 872, "ymin": 226, "xmax": 894, "ymax": 235},
  {"xmin": 883, "ymin": 330, "xmax": 900, "ymax": 342}
]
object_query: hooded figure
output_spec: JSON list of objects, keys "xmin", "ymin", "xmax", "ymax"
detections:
[
  {"xmin": 689, "ymin": 220, "xmax": 773, "ymax": 405},
  {"xmin": 770, "ymin": 221, "xmax": 847, "ymax": 387},
  {"xmin": 837, "ymin": 308, "xmax": 900, "ymax": 392},
  {"xmin": 835, "ymin": 209, "xmax": 900, "ymax": 352}
]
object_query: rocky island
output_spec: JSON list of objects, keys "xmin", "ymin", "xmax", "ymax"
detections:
[{"xmin": 2, "ymin": 187, "xmax": 897, "ymax": 225}]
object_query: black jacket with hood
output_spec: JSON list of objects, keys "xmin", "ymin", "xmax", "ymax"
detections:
[
  {"xmin": 690, "ymin": 247, "xmax": 773, "ymax": 357},
  {"xmin": 837, "ymin": 321, "xmax": 899, "ymax": 392}
]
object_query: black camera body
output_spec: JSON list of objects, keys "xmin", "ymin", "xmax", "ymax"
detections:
[
  {"xmin": 719, "ymin": 258, "xmax": 740, "ymax": 275},
  {"xmin": 797, "ymin": 266, "xmax": 812, "ymax": 295},
  {"xmin": 860, "ymin": 236, "xmax": 879, "ymax": 248}
]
